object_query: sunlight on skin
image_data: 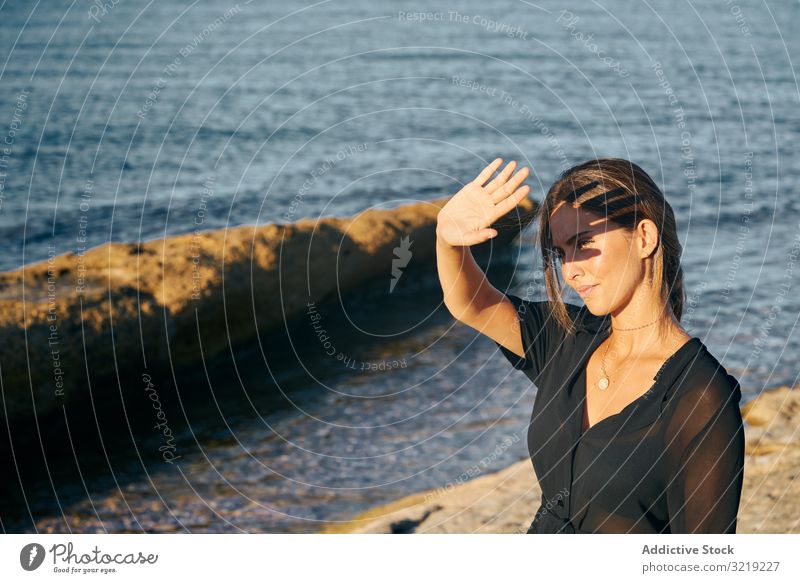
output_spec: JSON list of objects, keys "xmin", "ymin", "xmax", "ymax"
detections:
[{"xmin": 548, "ymin": 200, "xmax": 689, "ymax": 358}]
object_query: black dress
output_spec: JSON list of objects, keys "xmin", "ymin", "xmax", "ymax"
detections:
[{"xmin": 495, "ymin": 293, "xmax": 745, "ymax": 534}]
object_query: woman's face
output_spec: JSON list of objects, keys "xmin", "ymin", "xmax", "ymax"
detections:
[{"xmin": 548, "ymin": 201, "xmax": 648, "ymax": 315}]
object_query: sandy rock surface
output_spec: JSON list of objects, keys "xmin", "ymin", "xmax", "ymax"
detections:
[{"xmin": 0, "ymin": 195, "xmax": 536, "ymax": 422}]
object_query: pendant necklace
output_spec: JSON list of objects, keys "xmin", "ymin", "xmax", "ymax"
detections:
[{"xmin": 598, "ymin": 315, "xmax": 662, "ymax": 391}]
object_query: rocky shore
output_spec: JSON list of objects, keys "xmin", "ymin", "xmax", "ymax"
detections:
[
  {"xmin": 319, "ymin": 385, "xmax": 800, "ymax": 534},
  {"xmin": 0, "ymin": 195, "xmax": 535, "ymax": 424}
]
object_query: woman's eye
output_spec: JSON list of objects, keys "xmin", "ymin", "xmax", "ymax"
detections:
[{"xmin": 552, "ymin": 239, "xmax": 592, "ymax": 261}]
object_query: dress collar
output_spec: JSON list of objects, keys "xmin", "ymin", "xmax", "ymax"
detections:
[{"xmin": 564, "ymin": 308, "xmax": 705, "ymax": 436}]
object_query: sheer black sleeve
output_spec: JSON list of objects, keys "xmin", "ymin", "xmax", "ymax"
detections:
[
  {"xmin": 493, "ymin": 293, "xmax": 562, "ymax": 379},
  {"xmin": 663, "ymin": 370, "xmax": 745, "ymax": 533}
]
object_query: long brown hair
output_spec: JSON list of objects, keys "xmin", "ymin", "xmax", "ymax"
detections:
[{"xmin": 537, "ymin": 158, "xmax": 685, "ymax": 336}]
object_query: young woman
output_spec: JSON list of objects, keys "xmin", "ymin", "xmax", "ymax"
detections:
[{"xmin": 436, "ymin": 157, "xmax": 745, "ymax": 534}]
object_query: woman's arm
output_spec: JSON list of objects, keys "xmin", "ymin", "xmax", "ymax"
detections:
[
  {"xmin": 435, "ymin": 158, "xmax": 531, "ymax": 357},
  {"xmin": 664, "ymin": 374, "xmax": 745, "ymax": 533}
]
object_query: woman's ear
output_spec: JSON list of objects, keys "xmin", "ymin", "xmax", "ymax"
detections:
[{"xmin": 635, "ymin": 219, "xmax": 660, "ymax": 259}]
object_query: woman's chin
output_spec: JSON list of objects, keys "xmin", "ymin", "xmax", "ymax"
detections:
[{"xmin": 582, "ymin": 300, "xmax": 607, "ymax": 317}]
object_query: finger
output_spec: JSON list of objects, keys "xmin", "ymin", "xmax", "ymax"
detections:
[
  {"xmin": 491, "ymin": 185, "xmax": 530, "ymax": 218},
  {"xmin": 472, "ymin": 158, "xmax": 504, "ymax": 187},
  {"xmin": 490, "ymin": 166, "xmax": 530, "ymax": 204},
  {"xmin": 484, "ymin": 160, "xmax": 517, "ymax": 194}
]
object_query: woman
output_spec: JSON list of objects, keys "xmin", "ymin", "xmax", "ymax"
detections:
[{"xmin": 435, "ymin": 157, "xmax": 745, "ymax": 533}]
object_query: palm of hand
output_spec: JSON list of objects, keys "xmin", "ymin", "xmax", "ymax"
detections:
[{"xmin": 437, "ymin": 158, "xmax": 531, "ymax": 247}]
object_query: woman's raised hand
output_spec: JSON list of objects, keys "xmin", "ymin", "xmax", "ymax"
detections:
[{"xmin": 436, "ymin": 158, "xmax": 531, "ymax": 247}]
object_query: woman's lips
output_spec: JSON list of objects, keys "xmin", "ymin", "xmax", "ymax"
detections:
[{"xmin": 577, "ymin": 284, "xmax": 598, "ymax": 298}]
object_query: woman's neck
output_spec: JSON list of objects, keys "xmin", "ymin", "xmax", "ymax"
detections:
[{"xmin": 606, "ymin": 312, "xmax": 689, "ymax": 360}]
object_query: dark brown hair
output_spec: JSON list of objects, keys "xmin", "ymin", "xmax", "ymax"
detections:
[{"xmin": 538, "ymin": 158, "xmax": 685, "ymax": 336}]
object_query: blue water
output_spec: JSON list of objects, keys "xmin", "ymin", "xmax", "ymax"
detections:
[{"xmin": 1, "ymin": 0, "xmax": 799, "ymax": 532}]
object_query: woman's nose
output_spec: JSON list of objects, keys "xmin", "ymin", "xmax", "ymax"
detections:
[{"xmin": 561, "ymin": 257, "xmax": 584, "ymax": 281}]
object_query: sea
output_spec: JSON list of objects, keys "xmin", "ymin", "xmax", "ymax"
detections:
[{"xmin": 0, "ymin": 0, "xmax": 798, "ymax": 532}]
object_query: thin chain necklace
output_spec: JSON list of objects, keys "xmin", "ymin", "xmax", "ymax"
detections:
[{"xmin": 597, "ymin": 315, "xmax": 662, "ymax": 391}]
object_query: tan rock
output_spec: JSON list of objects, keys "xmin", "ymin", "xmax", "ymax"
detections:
[{"xmin": 0, "ymin": 195, "xmax": 536, "ymax": 423}]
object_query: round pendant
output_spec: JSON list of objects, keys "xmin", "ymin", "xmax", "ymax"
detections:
[{"xmin": 598, "ymin": 377, "xmax": 609, "ymax": 390}]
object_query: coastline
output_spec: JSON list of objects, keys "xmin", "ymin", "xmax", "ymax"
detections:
[
  {"xmin": 0, "ymin": 195, "xmax": 536, "ymax": 424},
  {"xmin": 319, "ymin": 385, "xmax": 800, "ymax": 534}
]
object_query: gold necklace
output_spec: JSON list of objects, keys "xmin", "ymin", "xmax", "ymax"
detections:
[{"xmin": 597, "ymin": 315, "xmax": 662, "ymax": 391}]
